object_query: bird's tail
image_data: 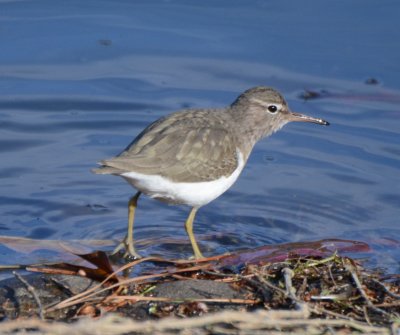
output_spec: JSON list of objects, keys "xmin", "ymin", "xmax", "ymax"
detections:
[{"xmin": 92, "ymin": 164, "xmax": 122, "ymax": 175}]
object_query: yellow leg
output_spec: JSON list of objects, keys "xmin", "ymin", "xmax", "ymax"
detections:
[
  {"xmin": 184, "ymin": 207, "xmax": 204, "ymax": 259},
  {"xmin": 112, "ymin": 191, "xmax": 141, "ymax": 259}
]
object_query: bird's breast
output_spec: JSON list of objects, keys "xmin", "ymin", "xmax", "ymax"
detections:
[{"xmin": 121, "ymin": 150, "xmax": 245, "ymax": 208}]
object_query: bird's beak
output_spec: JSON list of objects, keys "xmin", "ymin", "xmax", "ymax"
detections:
[{"xmin": 289, "ymin": 111, "xmax": 329, "ymax": 126}]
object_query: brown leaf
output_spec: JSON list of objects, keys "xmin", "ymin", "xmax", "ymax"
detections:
[{"xmin": 27, "ymin": 251, "xmax": 119, "ymax": 284}]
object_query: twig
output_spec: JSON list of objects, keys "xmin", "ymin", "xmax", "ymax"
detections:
[
  {"xmin": 48, "ymin": 260, "xmax": 212, "ymax": 312},
  {"xmin": 328, "ymin": 263, "xmax": 338, "ymax": 288},
  {"xmin": 0, "ymin": 309, "xmax": 390, "ymax": 335},
  {"xmin": 363, "ymin": 305, "xmax": 373, "ymax": 326},
  {"xmin": 282, "ymin": 268, "xmax": 296, "ymax": 300},
  {"xmin": 0, "ymin": 261, "xmax": 62, "ymax": 271},
  {"xmin": 13, "ymin": 271, "xmax": 44, "ymax": 320},
  {"xmin": 370, "ymin": 278, "xmax": 400, "ymax": 300},
  {"xmin": 283, "ymin": 267, "xmax": 306, "ymax": 311},
  {"xmin": 46, "ymin": 256, "xmax": 161, "ymax": 311},
  {"xmin": 254, "ymin": 270, "xmax": 288, "ymax": 296},
  {"xmin": 345, "ymin": 263, "xmax": 391, "ymax": 318},
  {"xmin": 375, "ymin": 302, "xmax": 400, "ymax": 307},
  {"xmin": 305, "ymin": 254, "xmax": 338, "ymax": 267},
  {"xmin": 104, "ymin": 295, "xmax": 259, "ymax": 305},
  {"xmin": 255, "ymin": 268, "xmax": 300, "ymax": 303},
  {"xmin": 297, "ymin": 276, "xmax": 308, "ymax": 299},
  {"xmin": 253, "ymin": 271, "xmax": 357, "ymax": 323}
]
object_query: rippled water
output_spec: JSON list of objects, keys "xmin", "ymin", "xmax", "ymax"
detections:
[{"xmin": 0, "ymin": 1, "xmax": 399, "ymax": 273}]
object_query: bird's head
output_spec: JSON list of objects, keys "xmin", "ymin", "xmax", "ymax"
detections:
[{"xmin": 231, "ymin": 86, "xmax": 329, "ymax": 140}]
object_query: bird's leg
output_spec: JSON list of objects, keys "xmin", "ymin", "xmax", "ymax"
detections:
[
  {"xmin": 184, "ymin": 207, "xmax": 204, "ymax": 259},
  {"xmin": 112, "ymin": 191, "xmax": 142, "ymax": 259}
]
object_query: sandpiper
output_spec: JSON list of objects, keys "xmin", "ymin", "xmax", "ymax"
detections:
[{"xmin": 93, "ymin": 87, "xmax": 329, "ymax": 259}]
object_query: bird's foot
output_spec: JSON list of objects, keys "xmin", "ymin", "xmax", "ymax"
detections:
[
  {"xmin": 112, "ymin": 235, "xmax": 142, "ymax": 259},
  {"xmin": 187, "ymin": 250, "xmax": 204, "ymax": 260}
]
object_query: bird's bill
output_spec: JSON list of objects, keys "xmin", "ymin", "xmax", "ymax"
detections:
[{"xmin": 289, "ymin": 112, "xmax": 330, "ymax": 126}]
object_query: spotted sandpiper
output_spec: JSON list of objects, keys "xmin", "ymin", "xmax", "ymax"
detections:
[{"xmin": 93, "ymin": 87, "xmax": 329, "ymax": 259}]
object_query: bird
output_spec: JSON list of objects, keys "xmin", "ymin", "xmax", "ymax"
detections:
[{"xmin": 93, "ymin": 86, "xmax": 329, "ymax": 259}]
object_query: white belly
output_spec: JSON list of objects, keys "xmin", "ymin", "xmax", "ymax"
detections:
[{"xmin": 121, "ymin": 150, "xmax": 244, "ymax": 208}]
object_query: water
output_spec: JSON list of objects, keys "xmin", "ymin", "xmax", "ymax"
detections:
[{"xmin": 0, "ymin": 0, "xmax": 399, "ymax": 273}]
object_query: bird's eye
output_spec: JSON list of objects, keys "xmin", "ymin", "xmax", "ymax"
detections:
[{"xmin": 267, "ymin": 105, "xmax": 278, "ymax": 113}]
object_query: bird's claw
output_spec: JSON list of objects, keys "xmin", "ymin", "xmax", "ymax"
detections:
[{"xmin": 112, "ymin": 235, "xmax": 142, "ymax": 259}]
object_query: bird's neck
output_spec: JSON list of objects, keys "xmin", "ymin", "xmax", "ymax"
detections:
[{"xmin": 228, "ymin": 105, "xmax": 275, "ymax": 161}]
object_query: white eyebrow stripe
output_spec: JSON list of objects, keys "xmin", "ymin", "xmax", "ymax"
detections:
[{"xmin": 250, "ymin": 99, "xmax": 283, "ymax": 110}]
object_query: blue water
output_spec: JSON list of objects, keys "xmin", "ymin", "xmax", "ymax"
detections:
[{"xmin": 0, "ymin": 1, "xmax": 399, "ymax": 273}]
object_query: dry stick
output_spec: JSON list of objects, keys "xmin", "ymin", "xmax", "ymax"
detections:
[
  {"xmin": 283, "ymin": 267, "xmax": 306, "ymax": 312},
  {"xmin": 254, "ymin": 270, "xmax": 288, "ymax": 296},
  {"xmin": 1, "ymin": 260, "xmax": 64, "ymax": 271},
  {"xmin": 327, "ymin": 263, "xmax": 338, "ymax": 288},
  {"xmin": 13, "ymin": 271, "xmax": 44, "ymax": 320},
  {"xmin": 306, "ymin": 254, "xmax": 337, "ymax": 267},
  {"xmin": 104, "ymin": 295, "xmax": 259, "ymax": 305},
  {"xmin": 282, "ymin": 268, "xmax": 296, "ymax": 300},
  {"xmin": 43, "ymin": 255, "xmax": 396, "ymax": 328},
  {"xmin": 49, "ymin": 260, "xmax": 212, "ymax": 311},
  {"xmin": 370, "ymin": 278, "xmax": 400, "ymax": 300},
  {"xmin": 51, "ymin": 256, "xmax": 256, "ymax": 312},
  {"xmin": 253, "ymin": 268, "xmax": 306, "ymax": 308},
  {"xmin": 345, "ymin": 263, "xmax": 391, "ymax": 318},
  {"xmin": 375, "ymin": 302, "xmax": 400, "ymax": 308},
  {"xmin": 363, "ymin": 305, "xmax": 373, "ymax": 326},
  {"xmin": 200, "ymin": 269, "xmax": 256, "ymax": 283},
  {"xmin": 0, "ymin": 309, "xmax": 389, "ymax": 335},
  {"xmin": 254, "ymin": 268, "xmax": 364, "ymax": 323},
  {"xmin": 296, "ymin": 276, "xmax": 308, "ymax": 300},
  {"xmin": 45, "ymin": 256, "xmax": 165, "ymax": 311}
]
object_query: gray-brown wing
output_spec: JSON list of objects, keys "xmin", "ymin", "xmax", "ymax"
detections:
[{"xmin": 93, "ymin": 110, "xmax": 239, "ymax": 183}]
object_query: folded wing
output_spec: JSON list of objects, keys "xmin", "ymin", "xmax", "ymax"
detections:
[{"xmin": 93, "ymin": 110, "xmax": 239, "ymax": 183}]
